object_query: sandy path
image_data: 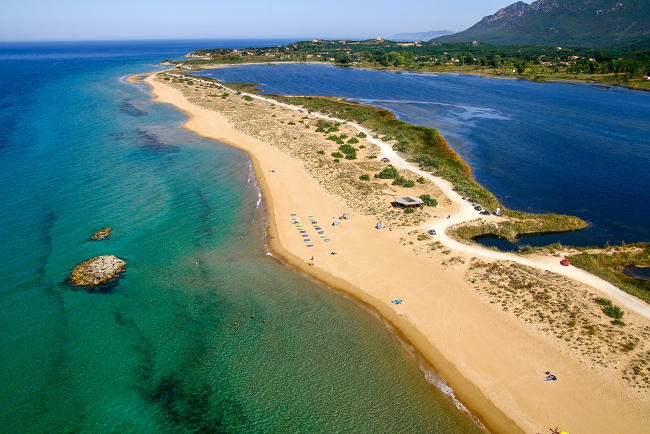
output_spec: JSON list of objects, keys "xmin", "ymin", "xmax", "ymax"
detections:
[{"xmin": 182, "ymin": 73, "xmax": 650, "ymax": 320}]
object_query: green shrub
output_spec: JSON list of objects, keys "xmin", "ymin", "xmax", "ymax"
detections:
[
  {"xmin": 403, "ymin": 180, "xmax": 415, "ymax": 187},
  {"xmin": 242, "ymin": 95, "xmax": 254, "ymax": 101},
  {"xmin": 595, "ymin": 298, "xmax": 611, "ymax": 306},
  {"xmin": 340, "ymin": 134, "xmax": 348, "ymax": 139},
  {"xmin": 595, "ymin": 298, "xmax": 626, "ymax": 326},
  {"xmin": 333, "ymin": 158, "xmax": 340, "ymax": 163},
  {"xmin": 419, "ymin": 194, "xmax": 438, "ymax": 207},
  {"xmin": 359, "ymin": 174, "xmax": 370, "ymax": 181},
  {"xmin": 288, "ymin": 121, "xmax": 296, "ymax": 125},
  {"xmin": 417, "ymin": 233, "xmax": 431, "ymax": 241},
  {"xmin": 357, "ymin": 132, "xmax": 367, "ymax": 138},
  {"xmin": 331, "ymin": 151, "xmax": 344, "ymax": 158},
  {"xmin": 317, "ymin": 150, "xmax": 325, "ymax": 155},
  {"xmin": 368, "ymin": 155, "xmax": 377, "ymax": 159},
  {"xmin": 378, "ymin": 165, "xmax": 399, "ymax": 179},
  {"xmin": 348, "ymin": 137, "xmax": 359, "ymax": 144},
  {"xmin": 404, "ymin": 208, "xmax": 415, "ymax": 214},
  {"xmin": 359, "ymin": 144, "xmax": 365, "ymax": 149},
  {"xmin": 417, "ymin": 177, "xmax": 425, "ymax": 184},
  {"xmin": 393, "ymin": 142, "xmax": 409, "ymax": 152}
]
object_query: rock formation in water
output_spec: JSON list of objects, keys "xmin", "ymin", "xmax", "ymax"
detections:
[
  {"xmin": 69, "ymin": 255, "xmax": 126, "ymax": 288},
  {"xmin": 90, "ymin": 227, "xmax": 112, "ymax": 241}
]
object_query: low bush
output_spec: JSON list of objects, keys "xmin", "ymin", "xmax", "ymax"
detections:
[
  {"xmin": 595, "ymin": 298, "xmax": 626, "ymax": 326},
  {"xmin": 331, "ymin": 151, "xmax": 344, "ymax": 158},
  {"xmin": 419, "ymin": 194, "xmax": 438, "ymax": 207},
  {"xmin": 359, "ymin": 174, "xmax": 370, "ymax": 181},
  {"xmin": 377, "ymin": 165, "xmax": 399, "ymax": 179}
]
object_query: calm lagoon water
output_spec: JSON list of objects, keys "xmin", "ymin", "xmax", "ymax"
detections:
[
  {"xmin": 0, "ymin": 42, "xmax": 481, "ymax": 432},
  {"xmin": 199, "ymin": 63, "xmax": 650, "ymax": 248}
]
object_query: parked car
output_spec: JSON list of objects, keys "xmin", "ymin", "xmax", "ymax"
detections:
[
  {"xmin": 474, "ymin": 205, "xmax": 482, "ymax": 211},
  {"xmin": 480, "ymin": 210, "xmax": 491, "ymax": 216},
  {"xmin": 381, "ymin": 157, "xmax": 390, "ymax": 162},
  {"xmin": 427, "ymin": 229, "xmax": 436, "ymax": 236}
]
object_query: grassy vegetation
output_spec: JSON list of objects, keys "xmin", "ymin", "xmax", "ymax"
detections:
[
  {"xmin": 450, "ymin": 214, "xmax": 587, "ymax": 243},
  {"xmin": 263, "ymin": 93, "xmax": 585, "ymax": 238},
  {"xmin": 570, "ymin": 244, "xmax": 650, "ymax": 304},
  {"xmin": 595, "ymin": 298, "xmax": 626, "ymax": 326}
]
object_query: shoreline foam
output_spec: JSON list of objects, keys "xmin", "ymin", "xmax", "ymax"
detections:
[{"xmin": 143, "ymin": 72, "xmax": 650, "ymax": 434}]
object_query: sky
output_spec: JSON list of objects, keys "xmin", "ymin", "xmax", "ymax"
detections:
[{"xmin": 0, "ymin": 0, "xmax": 517, "ymax": 42}]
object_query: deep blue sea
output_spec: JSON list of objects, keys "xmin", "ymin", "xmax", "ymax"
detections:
[
  {"xmin": 199, "ymin": 63, "xmax": 650, "ymax": 248},
  {"xmin": 0, "ymin": 41, "xmax": 482, "ymax": 432}
]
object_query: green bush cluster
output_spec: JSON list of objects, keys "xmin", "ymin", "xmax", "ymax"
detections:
[
  {"xmin": 326, "ymin": 135, "xmax": 345, "ymax": 145},
  {"xmin": 315, "ymin": 121, "xmax": 340, "ymax": 133},
  {"xmin": 338, "ymin": 144, "xmax": 358, "ymax": 160},
  {"xmin": 595, "ymin": 298, "xmax": 626, "ymax": 326},
  {"xmin": 377, "ymin": 165, "xmax": 399, "ymax": 179},
  {"xmin": 359, "ymin": 174, "xmax": 370, "ymax": 181},
  {"xmin": 331, "ymin": 151, "xmax": 344, "ymax": 158},
  {"xmin": 392, "ymin": 176, "xmax": 414, "ymax": 187},
  {"xmin": 357, "ymin": 132, "xmax": 367, "ymax": 138},
  {"xmin": 288, "ymin": 121, "xmax": 296, "ymax": 125},
  {"xmin": 348, "ymin": 137, "xmax": 359, "ymax": 144},
  {"xmin": 419, "ymin": 194, "xmax": 438, "ymax": 207}
]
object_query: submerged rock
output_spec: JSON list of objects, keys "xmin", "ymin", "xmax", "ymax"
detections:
[
  {"xmin": 70, "ymin": 255, "xmax": 126, "ymax": 288},
  {"xmin": 90, "ymin": 227, "xmax": 112, "ymax": 241}
]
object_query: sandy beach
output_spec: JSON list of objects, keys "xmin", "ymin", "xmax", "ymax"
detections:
[{"xmin": 142, "ymin": 71, "xmax": 650, "ymax": 433}]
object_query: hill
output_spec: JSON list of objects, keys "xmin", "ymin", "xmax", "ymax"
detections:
[
  {"xmin": 435, "ymin": 0, "xmax": 650, "ymax": 47},
  {"xmin": 389, "ymin": 30, "xmax": 455, "ymax": 41}
]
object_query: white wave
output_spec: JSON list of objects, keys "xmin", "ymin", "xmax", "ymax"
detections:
[{"xmin": 420, "ymin": 361, "xmax": 487, "ymax": 431}]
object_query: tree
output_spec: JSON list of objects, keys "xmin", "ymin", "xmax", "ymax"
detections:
[{"xmin": 514, "ymin": 61, "xmax": 527, "ymax": 75}]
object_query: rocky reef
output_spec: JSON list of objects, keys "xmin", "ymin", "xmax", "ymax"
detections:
[
  {"xmin": 90, "ymin": 227, "xmax": 112, "ymax": 241},
  {"xmin": 69, "ymin": 255, "xmax": 126, "ymax": 288}
]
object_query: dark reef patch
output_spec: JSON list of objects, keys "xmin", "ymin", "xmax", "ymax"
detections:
[
  {"xmin": 36, "ymin": 210, "xmax": 57, "ymax": 281},
  {"xmin": 135, "ymin": 128, "xmax": 180, "ymax": 153},
  {"xmin": 119, "ymin": 100, "xmax": 148, "ymax": 117}
]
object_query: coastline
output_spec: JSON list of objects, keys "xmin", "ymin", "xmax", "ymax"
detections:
[{"xmin": 142, "ymin": 72, "xmax": 650, "ymax": 433}]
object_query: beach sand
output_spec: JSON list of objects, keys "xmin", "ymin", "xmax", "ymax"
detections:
[{"xmin": 143, "ymin": 72, "xmax": 650, "ymax": 433}]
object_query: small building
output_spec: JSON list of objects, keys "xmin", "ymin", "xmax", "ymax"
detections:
[{"xmin": 393, "ymin": 196, "xmax": 424, "ymax": 208}]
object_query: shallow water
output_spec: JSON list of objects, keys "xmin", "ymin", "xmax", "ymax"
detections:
[
  {"xmin": 0, "ymin": 42, "xmax": 481, "ymax": 432},
  {"xmin": 622, "ymin": 265, "xmax": 650, "ymax": 281},
  {"xmin": 198, "ymin": 63, "xmax": 650, "ymax": 247}
]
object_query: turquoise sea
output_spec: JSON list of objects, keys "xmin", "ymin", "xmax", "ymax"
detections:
[{"xmin": 0, "ymin": 42, "xmax": 482, "ymax": 432}]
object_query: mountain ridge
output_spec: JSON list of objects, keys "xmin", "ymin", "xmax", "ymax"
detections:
[{"xmin": 435, "ymin": 0, "xmax": 650, "ymax": 47}]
